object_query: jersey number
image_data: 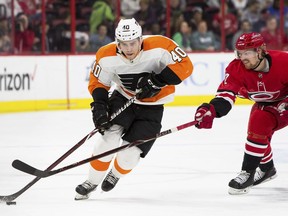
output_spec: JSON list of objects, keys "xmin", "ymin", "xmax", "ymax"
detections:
[
  {"xmin": 224, "ymin": 73, "xmax": 229, "ymax": 85},
  {"xmin": 92, "ymin": 62, "xmax": 102, "ymax": 78},
  {"xmin": 171, "ymin": 47, "xmax": 187, "ymax": 62}
]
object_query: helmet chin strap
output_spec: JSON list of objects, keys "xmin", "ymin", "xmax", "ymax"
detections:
[{"xmin": 251, "ymin": 55, "xmax": 264, "ymax": 70}]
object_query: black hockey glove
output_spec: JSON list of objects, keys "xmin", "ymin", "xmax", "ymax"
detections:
[
  {"xmin": 90, "ymin": 101, "xmax": 112, "ymax": 134},
  {"xmin": 136, "ymin": 73, "xmax": 165, "ymax": 99}
]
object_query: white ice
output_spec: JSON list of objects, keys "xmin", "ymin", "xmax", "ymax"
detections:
[{"xmin": 1, "ymin": 106, "xmax": 287, "ymax": 216}]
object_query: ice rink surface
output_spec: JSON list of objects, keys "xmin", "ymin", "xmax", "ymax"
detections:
[{"xmin": 0, "ymin": 106, "xmax": 287, "ymax": 216}]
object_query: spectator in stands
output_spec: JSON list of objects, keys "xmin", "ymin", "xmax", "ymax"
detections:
[
  {"xmin": 49, "ymin": 11, "xmax": 71, "ymax": 52},
  {"xmin": 133, "ymin": 0, "xmax": 157, "ymax": 34},
  {"xmin": 89, "ymin": 0, "xmax": 115, "ymax": 35},
  {"xmin": 0, "ymin": 0, "xmax": 22, "ymax": 18},
  {"xmin": 162, "ymin": 0, "xmax": 186, "ymax": 10},
  {"xmin": 261, "ymin": 0, "xmax": 274, "ymax": 11},
  {"xmin": 150, "ymin": 22, "xmax": 164, "ymax": 35},
  {"xmin": 17, "ymin": 0, "xmax": 39, "ymax": 16},
  {"xmin": 211, "ymin": 2, "xmax": 238, "ymax": 50},
  {"xmin": 121, "ymin": 0, "xmax": 140, "ymax": 18},
  {"xmin": 241, "ymin": 0, "xmax": 261, "ymax": 32},
  {"xmin": 0, "ymin": 1, "xmax": 6, "ymax": 19},
  {"xmin": 170, "ymin": 0, "xmax": 186, "ymax": 36},
  {"xmin": 253, "ymin": 8, "xmax": 270, "ymax": 33},
  {"xmin": 88, "ymin": 23, "xmax": 112, "ymax": 52},
  {"xmin": 172, "ymin": 20, "xmax": 192, "ymax": 52},
  {"xmin": 0, "ymin": 29, "xmax": 11, "ymax": 52},
  {"xmin": 150, "ymin": 0, "xmax": 165, "ymax": 17},
  {"xmin": 228, "ymin": 0, "xmax": 248, "ymax": 18},
  {"xmin": 267, "ymin": 0, "xmax": 288, "ymax": 19},
  {"xmin": 0, "ymin": 18, "xmax": 11, "ymax": 53},
  {"xmin": 50, "ymin": 12, "xmax": 89, "ymax": 52},
  {"xmin": 189, "ymin": 6, "xmax": 205, "ymax": 31},
  {"xmin": 267, "ymin": 0, "xmax": 288, "ymax": 34},
  {"xmin": 14, "ymin": 13, "xmax": 35, "ymax": 53},
  {"xmin": 76, "ymin": 32, "xmax": 90, "ymax": 52},
  {"xmin": 185, "ymin": 0, "xmax": 209, "ymax": 10},
  {"xmin": 231, "ymin": 19, "xmax": 252, "ymax": 49},
  {"xmin": 206, "ymin": 0, "xmax": 220, "ymax": 9},
  {"xmin": 261, "ymin": 16, "xmax": 288, "ymax": 50},
  {"xmin": 149, "ymin": 0, "xmax": 166, "ymax": 34},
  {"xmin": 191, "ymin": 20, "xmax": 219, "ymax": 51},
  {"xmin": 32, "ymin": 21, "xmax": 51, "ymax": 52},
  {"xmin": 0, "ymin": 2, "xmax": 11, "ymax": 53}
]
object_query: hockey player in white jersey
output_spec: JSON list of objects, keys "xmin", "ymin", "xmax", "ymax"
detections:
[{"xmin": 75, "ymin": 18, "xmax": 193, "ymax": 200}]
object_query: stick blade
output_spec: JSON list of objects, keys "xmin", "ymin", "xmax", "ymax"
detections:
[{"xmin": 12, "ymin": 160, "xmax": 47, "ymax": 177}]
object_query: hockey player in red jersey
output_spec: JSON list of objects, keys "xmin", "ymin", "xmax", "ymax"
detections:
[
  {"xmin": 194, "ymin": 32, "xmax": 288, "ymax": 195},
  {"xmin": 74, "ymin": 18, "xmax": 193, "ymax": 200}
]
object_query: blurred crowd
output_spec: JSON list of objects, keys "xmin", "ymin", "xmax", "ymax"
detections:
[{"xmin": 0, "ymin": 0, "xmax": 288, "ymax": 54}]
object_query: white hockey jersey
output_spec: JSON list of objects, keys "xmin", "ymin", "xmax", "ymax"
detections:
[{"xmin": 89, "ymin": 35, "xmax": 193, "ymax": 105}]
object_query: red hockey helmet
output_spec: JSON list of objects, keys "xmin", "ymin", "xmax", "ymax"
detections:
[{"xmin": 235, "ymin": 32, "xmax": 265, "ymax": 50}]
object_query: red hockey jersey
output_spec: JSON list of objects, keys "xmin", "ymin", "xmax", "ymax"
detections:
[{"xmin": 216, "ymin": 50, "xmax": 288, "ymax": 106}]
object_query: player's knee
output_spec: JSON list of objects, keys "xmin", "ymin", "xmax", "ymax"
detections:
[
  {"xmin": 93, "ymin": 125, "xmax": 124, "ymax": 155},
  {"xmin": 116, "ymin": 146, "xmax": 142, "ymax": 170},
  {"xmin": 247, "ymin": 131, "xmax": 269, "ymax": 144},
  {"xmin": 103, "ymin": 124, "xmax": 124, "ymax": 139},
  {"xmin": 250, "ymin": 109, "xmax": 276, "ymax": 132}
]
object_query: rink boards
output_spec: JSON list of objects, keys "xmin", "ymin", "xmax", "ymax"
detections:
[{"xmin": 0, "ymin": 53, "xmax": 252, "ymax": 113}]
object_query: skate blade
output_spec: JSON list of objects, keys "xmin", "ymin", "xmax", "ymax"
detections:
[
  {"xmin": 74, "ymin": 193, "xmax": 90, "ymax": 201},
  {"xmin": 253, "ymin": 174, "xmax": 277, "ymax": 186},
  {"xmin": 228, "ymin": 186, "xmax": 251, "ymax": 195}
]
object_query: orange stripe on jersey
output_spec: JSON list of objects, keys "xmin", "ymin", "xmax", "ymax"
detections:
[
  {"xmin": 140, "ymin": 85, "xmax": 175, "ymax": 102},
  {"xmin": 143, "ymin": 36, "xmax": 175, "ymax": 51},
  {"xmin": 121, "ymin": 85, "xmax": 175, "ymax": 102},
  {"xmin": 168, "ymin": 60, "xmax": 193, "ymax": 81},
  {"xmin": 96, "ymin": 43, "xmax": 117, "ymax": 60},
  {"xmin": 90, "ymin": 159, "xmax": 111, "ymax": 171},
  {"xmin": 114, "ymin": 159, "xmax": 132, "ymax": 175},
  {"xmin": 88, "ymin": 72, "xmax": 110, "ymax": 95},
  {"xmin": 143, "ymin": 36, "xmax": 193, "ymax": 81},
  {"xmin": 88, "ymin": 43, "xmax": 117, "ymax": 94}
]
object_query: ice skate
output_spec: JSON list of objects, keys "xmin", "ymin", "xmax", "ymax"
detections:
[
  {"xmin": 228, "ymin": 170, "xmax": 255, "ymax": 195},
  {"xmin": 75, "ymin": 180, "xmax": 97, "ymax": 200},
  {"xmin": 101, "ymin": 170, "xmax": 120, "ymax": 192},
  {"xmin": 253, "ymin": 166, "xmax": 277, "ymax": 186}
]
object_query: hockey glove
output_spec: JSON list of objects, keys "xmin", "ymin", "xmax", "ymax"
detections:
[
  {"xmin": 194, "ymin": 103, "xmax": 216, "ymax": 129},
  {"xmin": 136, "ymin": 73, "xmax": 165, "ymax": 99},
  {"xmin": 91, "ymin": 101, "xmax": 112, "ymax": 134},
  {"xmin": 277, "ymin": 99, "xmax": 288, "ymax": 118}
]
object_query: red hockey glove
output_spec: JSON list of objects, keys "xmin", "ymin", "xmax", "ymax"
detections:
[
  {"xmin": 277, "ymin": 99, "xmax": 288, "ymax": 118},
  {"xmin": 194, "ymin": 103, "xmax": 216, "ymax": 129}
]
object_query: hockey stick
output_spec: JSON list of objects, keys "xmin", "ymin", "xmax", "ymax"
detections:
[
  {"xmin": 12, "ymin": 120, "xmax": 198, "ymax": 178},
  {"xmin": 0, "ymin": 96, "xmax": 135, "ymax": 202}
]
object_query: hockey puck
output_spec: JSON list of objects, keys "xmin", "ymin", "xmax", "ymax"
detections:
[{"xmin": 6, "ymin": 201, "xmax": 16, "ymax": 205}]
